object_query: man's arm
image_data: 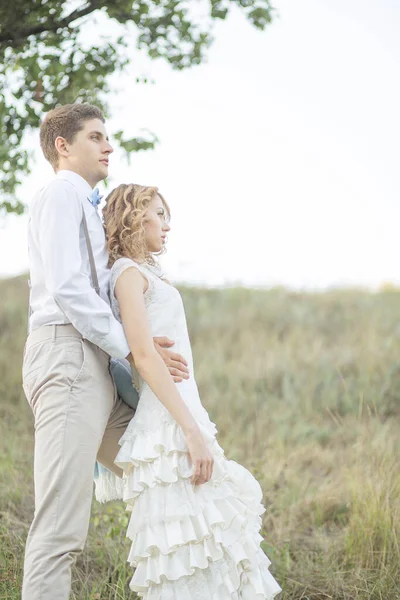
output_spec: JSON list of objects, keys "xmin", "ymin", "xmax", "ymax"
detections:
[
  {"xmin": 153, "ymin": 337, "xmax": 190, "ymax": 382},
  {"xmin": 36, "ymin": 180, "xmax": 190, "ymax": 381},
  {"xmin": 37, "ymin": 180, "xmax": 130, "ymax": 358}
]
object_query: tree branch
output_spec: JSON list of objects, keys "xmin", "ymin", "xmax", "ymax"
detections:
[{"xmin": 0, "ymin": 0, "xmax": 104, "ymax": 46}]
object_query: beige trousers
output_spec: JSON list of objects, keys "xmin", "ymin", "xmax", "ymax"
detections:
[{"xmin": 21, "ymin": 324, "xmax": 134, "ymax": 600}]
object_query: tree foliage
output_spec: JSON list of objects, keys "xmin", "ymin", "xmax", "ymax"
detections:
[{"xmin": 0, "ymin": 0, "xmax": 273, "ymax": 214}]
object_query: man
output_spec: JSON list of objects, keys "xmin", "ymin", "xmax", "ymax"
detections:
[{"xmin": 22, "ymin": 103, "xmax": 189, "ymax": 599}]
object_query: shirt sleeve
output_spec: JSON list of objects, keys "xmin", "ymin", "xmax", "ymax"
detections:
[{"xmin": 36, "ymin": 180, "xmax": 130, "ymax": 359}]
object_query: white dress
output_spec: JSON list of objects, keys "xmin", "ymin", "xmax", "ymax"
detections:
[{"xmin": 95, "ymin": 257, "xmax": 282, "ymax": 600}]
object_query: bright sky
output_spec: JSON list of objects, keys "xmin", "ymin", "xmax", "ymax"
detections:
[{"xmin": 1, "ymin": 0, "xmax": 399, "ymax": 288}]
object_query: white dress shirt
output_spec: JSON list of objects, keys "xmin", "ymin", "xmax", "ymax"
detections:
[{"xmin": 27, "ymin": 170, "xmax": 130, "ymax": 359}]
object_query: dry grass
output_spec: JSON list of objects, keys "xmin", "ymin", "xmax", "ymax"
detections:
[{"xmin": 1, "ymin": 275, "xmax": 400, "ymax": 599}]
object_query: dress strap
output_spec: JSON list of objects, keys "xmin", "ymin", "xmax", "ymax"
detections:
[{"xmin": 110, "ymin": 258, "xmax": 156, "ymax": 302}]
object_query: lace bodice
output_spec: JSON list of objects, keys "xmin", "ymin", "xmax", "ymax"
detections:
[{"xmin": 110, "ymin": 257, "xmax": 194, "ymax": 376}]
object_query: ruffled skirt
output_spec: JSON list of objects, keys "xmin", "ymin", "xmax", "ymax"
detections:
[{"xmin": 95, "ymin": 387, "xmax": 281, "ymax": 599}]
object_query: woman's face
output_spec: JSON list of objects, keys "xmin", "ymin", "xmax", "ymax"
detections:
[{"xmin": 144, "ymin": 195, "xmax": 170, "ymax": 253}]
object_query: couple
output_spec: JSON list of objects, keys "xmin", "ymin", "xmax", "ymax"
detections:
[{"xmin": 22, "ymin": 103, "xmax": 281, "ymax": 600}]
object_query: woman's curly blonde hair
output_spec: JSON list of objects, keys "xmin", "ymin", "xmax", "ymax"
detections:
[{"xmin": 102, "ymin": 183, "xmax": 170, "ymax": 268}]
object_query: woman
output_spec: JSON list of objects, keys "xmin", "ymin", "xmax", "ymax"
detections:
[{"xmin": 99, "ymin": 183, "xmax": 281, "ymax": 599}]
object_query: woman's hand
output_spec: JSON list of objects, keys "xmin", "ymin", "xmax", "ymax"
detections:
[{"xmin": 186, "ymin": 428, "xmax": 214, "ymax": 485}]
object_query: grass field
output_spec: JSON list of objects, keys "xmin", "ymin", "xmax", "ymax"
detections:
[{"xmin": 1, "ymin": 274, "xmax": 400, "ymax": 599}]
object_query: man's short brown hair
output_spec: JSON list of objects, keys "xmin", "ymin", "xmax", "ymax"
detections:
[{"xmin": 40, "ymin": 103, "xmax": 105, "ymax": 169}]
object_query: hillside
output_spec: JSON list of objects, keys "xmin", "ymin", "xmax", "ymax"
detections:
[{"xmin": 1, "ymin": 275, "xmax": 400, "ymax": 599}]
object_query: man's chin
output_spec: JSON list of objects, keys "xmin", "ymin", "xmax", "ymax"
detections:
[{"xmin": 98, "ymin": 165, "xmax": 109, "ymax": 180}]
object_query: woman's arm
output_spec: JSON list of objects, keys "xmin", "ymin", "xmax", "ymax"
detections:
[{"xmin": 115, "ymin": 266, "xmax": 214, "ymax": 484}]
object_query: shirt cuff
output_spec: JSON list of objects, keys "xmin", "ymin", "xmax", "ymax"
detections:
[{"xmin": 98, "ymin": 320, "xmax": 130, "ymax": 359}]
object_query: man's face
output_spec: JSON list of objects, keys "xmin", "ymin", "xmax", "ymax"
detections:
[{"xmin": 59, "ymin": 118, "xmax": 113, "ymax": 187}]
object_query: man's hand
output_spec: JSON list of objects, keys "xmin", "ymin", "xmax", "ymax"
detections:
[{"xmin": 153, "ymin": 337, "xmax": 190, "ymax": 382}]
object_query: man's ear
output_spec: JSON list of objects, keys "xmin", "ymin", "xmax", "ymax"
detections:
[{"xmin": 54, "ymin": 136, "xmax": 69, "ymax": 159}]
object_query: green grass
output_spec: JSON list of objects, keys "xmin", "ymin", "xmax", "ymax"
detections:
[{"xmin": 1, "ymin": 275, "xmax": 400, "ymax": 598}]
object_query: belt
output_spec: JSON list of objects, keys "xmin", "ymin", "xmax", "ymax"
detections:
[{"xmin": 27, "ymin": 324, "xmax": 83, "ymax": 345}]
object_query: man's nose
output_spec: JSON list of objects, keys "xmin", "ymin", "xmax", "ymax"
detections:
[{"xmin": 104, "ymin": 141, "xmax": 114, "ymax": 154}]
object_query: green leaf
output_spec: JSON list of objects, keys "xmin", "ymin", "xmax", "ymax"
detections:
[{"xmin": 0, "ymin": 0, "xmax": 274, "ymax": 214}]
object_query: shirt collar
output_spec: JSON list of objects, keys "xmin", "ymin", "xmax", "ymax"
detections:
[{"xmin": 56, "ymin": 170, "xmax": 94, "ymax": 198}]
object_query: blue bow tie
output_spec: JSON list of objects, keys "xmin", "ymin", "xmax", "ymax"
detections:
[{"xmin": 88, "ymin": 188, "xmax": 103, "ymax": 208}]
